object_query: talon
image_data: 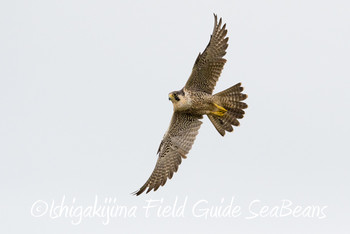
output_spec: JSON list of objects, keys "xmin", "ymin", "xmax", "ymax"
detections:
[
  {"xmin": 211, "ymin": 103, "xmax": 227, "ymax": 117},
  {"xmin": 214, "ymin": 103, "xmax": 227, "ymax": 112},
  {"xmin": 212, "ymin": 111, "xmax": 225, "ymax": 117}
]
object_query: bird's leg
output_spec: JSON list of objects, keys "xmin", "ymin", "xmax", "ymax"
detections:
[{"xmin": 211, "ymin": 103, "xmax": 227, "ymax": 117}]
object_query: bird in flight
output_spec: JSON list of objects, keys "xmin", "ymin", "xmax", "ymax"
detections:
[{"xmin": 134, "ymin": 14, "xmax": 247, "ymax": 195}]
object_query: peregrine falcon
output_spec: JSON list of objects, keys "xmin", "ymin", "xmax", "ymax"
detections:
[{"xmin": 134, "ymin": 14, "xmax": 247, "ymax": 195}]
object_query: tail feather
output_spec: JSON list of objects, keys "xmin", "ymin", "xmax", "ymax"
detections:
[
  {"xmin": 208, "ymin": 115, "xmax": 230, "ymax": 136},
  {"xmin": 209, "ymin": 83, "xmax": 248, "ymax": 136}
]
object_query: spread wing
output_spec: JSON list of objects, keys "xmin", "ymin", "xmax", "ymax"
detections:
[
  {"xmin": 184, "ymin": 14, "xmax": 228, "ymax": 94},
  {"xmin": 133, "ymin": 112, "xmax": 202, "ymax": 195}
]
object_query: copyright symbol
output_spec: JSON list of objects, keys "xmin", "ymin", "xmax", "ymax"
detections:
[{"xmin": 31, "ymin": 200, "xmax": 48, "ymax": 217}]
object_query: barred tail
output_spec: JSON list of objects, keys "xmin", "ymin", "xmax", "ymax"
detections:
[{"xmin": 208, "ymin": 83, "xmax": 248, "ymax": 136}]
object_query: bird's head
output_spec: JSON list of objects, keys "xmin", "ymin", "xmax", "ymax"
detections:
[
  {"xmin": 168, "ymin": 89, "xmax": 190, "ymax": 111},
  {"xmin": 168, "ymin": 90, "xmax": 184, "ymax": 103}
]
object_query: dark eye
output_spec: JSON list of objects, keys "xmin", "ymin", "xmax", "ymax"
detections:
[{"xmin": 174, "ymin": 93, "xmax": 180, "ymax": 101}]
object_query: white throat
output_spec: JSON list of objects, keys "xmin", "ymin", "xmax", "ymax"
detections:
[{"xmin": 173, "ymin": 94, "xmax": 192, "ymax": 111}]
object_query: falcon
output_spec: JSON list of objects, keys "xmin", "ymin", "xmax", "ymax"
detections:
[{"xmin": 133, "ymin": 14, "xmax": 247, "ymax": 195}]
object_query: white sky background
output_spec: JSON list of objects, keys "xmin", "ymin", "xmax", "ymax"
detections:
[{"xmin": 1, "ymin": 0, "xmax": 349, "ymax": 233}]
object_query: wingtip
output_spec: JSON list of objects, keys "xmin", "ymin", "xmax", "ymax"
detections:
[
  {"xmin": 132, "ymin": 183, "xmax": 149, "ymax": 196},
  {"xmin": 218, "ymin": 17, "xmax": 222, "ymax": 27},
  {"xmin": 213, "ymin": 13, "xmax": 218, "ymax": 26},
  {"xmin": 130, "ymin": 190, "xmax": 139, "ymax": 196}
]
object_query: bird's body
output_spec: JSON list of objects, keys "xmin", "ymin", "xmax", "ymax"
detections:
[
  {"xmin": 170, "ymin": 89, "xmax": 214, "ymax": 115},
  {"xmin": 134, "ymin": 14, "xmax": 248, "ymax": 196}
]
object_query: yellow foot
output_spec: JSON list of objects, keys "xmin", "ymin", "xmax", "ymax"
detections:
[{"xmin": 211, "ymin": 103, "xmax": 227, "ymax": 117}]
